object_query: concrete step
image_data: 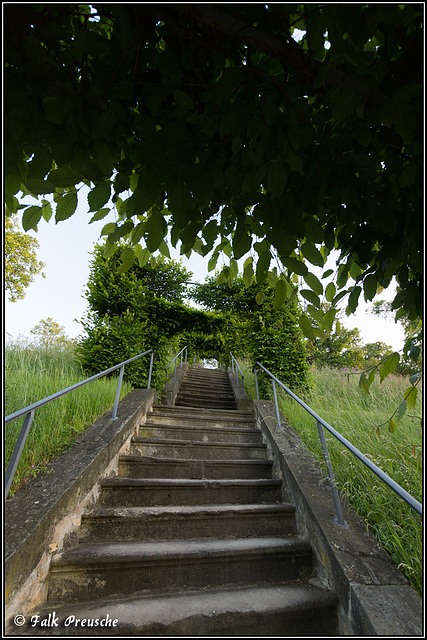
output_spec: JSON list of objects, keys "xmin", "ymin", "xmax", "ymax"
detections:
[
  {"xmin": 139, "ymin": 422, "xmax": 261, "ymax": 444},
  {"xmin": 129, "ymin": 437, "xmax": 267, "ymax": 460},
  {"xmin": 47, "ymin": 537, "xmax": 314, "ymax": 605},
  {"xmin": 150, "ymin": 406, "xmax": 255, "ymax": 428},
  {"xmin": 98, "ymin": 477, "xmax": 283, "ymax": 507},
  {"xmin": 175, "ymin": 397, "xmax": 237, "ymax": 410},
  {"xmin": 23, "ymin": 584, "xmax": 338, "ymax": 636},
  {"xmin": 79, "ymin": 503, "xmax": 297, "ymax": 543},
  {"xmin": 118, "ymin": 455, "xmax": 274, "ymax": 479}
]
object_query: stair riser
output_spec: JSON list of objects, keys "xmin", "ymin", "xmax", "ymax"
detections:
[
  {"xmin": 99, "ymin": 484, "xmax": 283, "ymax": 507},
  {"xmin": 118, "ymin": 458, "xmax": 274, "ymax": 479},
  {"xmin": 130, "ymin": 441, "xmax": 267, "ymax": 460},
  {"xmin": 139, "ymin": 424, "xmax": 262, "ymax": 444},
  {"xmin": 79, "ymin": 511, "xmax": 297, "ymax": 543},
  {"xmin": 176, "ymin": 400, "xmax": 237, "ymax": 410},
  {"xmin": 47, "ymin": 550, "xmax": 314, "ymax": 605},
  {"xmin": 149, "ymin": 415, "xmax": 256, "ymax": 429}
]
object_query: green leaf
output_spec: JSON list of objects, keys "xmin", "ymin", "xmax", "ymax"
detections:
[
  {"xmin": 395, "ymin": 400, "xmax": 407, "ymax": 423},
  {"xmin": 388, "ymin": 418, "xmax": 397, "ymax": 434},
  {"xmin": 103, "ymin": 241, "xmax": 116, "ymax": 259},
  {"xmin": 145, "ymin": 212, "xmax": 167, "ymax": 252},
  {"xmin": 324, "ymin": 281, "xmax": 336, "ymax": 302},
  {"xmin": 272, "ymin": 278, "xmax": 289, "ymax": 310},
  {"xmin": 409, "ymin": 372, "xmax": 421, "ymax": 386},
  {"xmin": 88, "ymin": 182, "xmax": 111, "ymax": 212},
  {"xmin": 48, "ymin": 168, "xmax": 82, "ymax": 188},
  {"xmin": 243, "ymin": 259, "xmax": 254, "ymax": 287},
  {"xmin": 281, "ymin": 256, "xmax": 308, "ymax": 276},
  {"xmin": 116, "ymin": 247, "xmax": 135, "ymax": 273},
  {"xmin": 255, "ymin": 290, "xmax": 265, "ymax": 305},
  {"xmin": 379, "ymin": 352, "xmax": 400, "ymax": 382},
  {"xmin": 300, "ymin": 242, "xmax": 324, "ymax": 267},
  {"xmin": 173, "ymin": 90, "xmax": 194, "ymax": 110},
  {"xmin": 300, "ymin": 289, "xmax": 321, "ymax": 308},
  {"xmin": 303, "ymin": 272, "xmax": 323, "ymax": 296},
  {"xmin": 363, "ymin": 274, "xmax": 378, "ymax": 302},
  {"xmin": 158, "ymin": 239, "xmax": 171, "ymax": 259},
  {"xmin": 93, "ymin": 141, "xmax": 114, "ymax": 175},
  {"xmin": 101, "ymin": 222, "xmax": 117, "ymax": 237},
  {"xmin": 346, "ymin": 285, "xmax": 361, "ymax": 315},
  {"xmin": 256, "ymin": 251, "xmax": 271, "ymax": 283},
  {"xmin": 208, "ymin": 254, "xmax": 218, "ymax": 272},
  {"xmin": 137, "ymin": 247, "xmax": 151, "ymax": 267},
  {"xmin": 322, "ymin": 269, "xmax": 334, "ymax": 279},
  {"xmin": 41, "ymin": 96, "xmax": 65, "ymax": 125},
  {"xmin": 267, "ymin": 161, "xmax": 287, "ymax": 196},
  {"xmin": 5, "ymin": 173, "xmax": 22, "ymax": 200},
  {"xmin": 89, "ymin": 208, "xmax": 110, "ymax": 223},
  {"xmin": 22, "ymin": 206, "xmax": 43, "ymax": 231},
  {"xmin": 55, "ymin": 191, "xmax": 78, "ymax": 222},
  {"xmin": 286, "ymin": 149, "xmax": 303, "ymax": 174},
  {"xmin": 41, "ymin": 200, "xmax": 53, "ymax": 222},
  {"xmin": 404, "ymin": 386, "xmax": 418, "ymax": 411},
  {"xmin": 24, "ymin": 178, "xmax": 56, "ymax": 195},
  {"xmin": 359, "ymin": 369, "xmax": 375, "ymax": 395},
  {"xmin": 299, "ymin": 313, "xmax": 315, "ymax": 340}
]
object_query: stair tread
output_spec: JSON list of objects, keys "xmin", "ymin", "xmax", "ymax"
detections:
[
  {"xmin": 120, "ymin": 455, "xmax": 272, "ymax": 465},
  {"xmin": 132, "ymin": 437, "xmax": 266, "ymax": 448},
  {"xmin": 83, "ymin": 503, "xmax": 295, "ymax": 518},
  {"xmin": 52, "ymin": 536, "xmax": 312, "ymax": 567},
  {"xmin": 143, "ymin": 421, "xmax": 259, "ymax": 432},
  {"xmin": 32, "ymin": 583, "xmax": 337, "ymax": 623},
  {"xmin": 101, "ymin": 477, "xmax": 282, "ymax": 487}
]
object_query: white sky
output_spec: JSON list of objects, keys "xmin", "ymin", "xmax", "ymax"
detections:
[{"xmin": 4, "ymin": 187, "xmax": 406, "ymax": 351}]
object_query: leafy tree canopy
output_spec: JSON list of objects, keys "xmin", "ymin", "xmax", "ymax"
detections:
[
  {"xmin": 4, "ymin": 213, "xmax": 46, "ymax": 301},
  {"xmin": 30, "ymin": 317, "xmax": 72, "ymax": 350},
  {"xmin": 4, "ymin": 4, "xmax": 422, "ymax": 329}
]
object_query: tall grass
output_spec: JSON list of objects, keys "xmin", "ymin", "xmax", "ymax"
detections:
[
  {"xmin": 5, "ymin": 340, "xmax": 132, "ymax": 497},
  {"xmin": 238, "ymin": 359, "xmax": 423, "ymax": 596}
]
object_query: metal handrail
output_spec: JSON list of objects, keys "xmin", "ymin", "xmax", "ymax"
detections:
[
  {"xmin": 5, "ymin": 348, "xmax": 155, "ymax": 500},
  {"xmin": 168, "ymin": 345, "xmax": 188, "ymax": 377},
  {"xmin": 229, "ymin": 352, "xmax": 244, "ymax": 387},
  {"xmin": 250, "ymin": 360, "xmax": 422, "ymax": 523}
]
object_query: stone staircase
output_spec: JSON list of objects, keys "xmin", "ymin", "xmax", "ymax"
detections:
[
  {"xmin": 21, "ymin": 366, "xmax": 339, "ymax": 635},
  {"xmin": 175, "ymin": 366, "xmax": 238, "ymax": 410}
]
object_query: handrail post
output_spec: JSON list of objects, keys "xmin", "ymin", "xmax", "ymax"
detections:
[
  {"xmin": 112, "ymin": 365, "xmax": 125, "ymax": 420},
  {"xmin": 254, "ymin": 366, "xmax": 259, "ymax": 400},
  {"xmin": 272, "ymin": 379, "xmax": 282, "ymax": 430},
  {"xmin": 316, "ymin": 420, "xmax": 348, "ymax": 528},
  {"xmin": 147, "ymin": 350, "xmax": 154, "ymax": 389},
  {"xmin": 5, "ymin": 410, "xmax": 36, "ymax": 499}
]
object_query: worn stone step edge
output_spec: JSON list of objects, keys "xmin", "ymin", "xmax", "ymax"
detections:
[
  {"xmin": 152, "ymin": 405, "xmax": 253, "ymax": 417},
  {"xmin": 51, "ymin": 536, "xmax": 312, "ymax": 569},
  {"xmin": 140, "ymin": 421, "xmax": 262, "ymax": 438},
  {"xmin": 81, "ymin": 503, "xmax": 295, "ymax": 521},
  {"xmin": 17, "ymin": 584, "xmax": 339, "ymax": 636},
  {"xmin": 79, "ymin": 504, "xmax": 298, "ymax": 542},
  {"xmin": 132, "ymin": 436, "xmax": 266, "ymax": 449},
  {"xmin": 100, "ymin": 477, "xmax": 282, "ymax": 489},
  {"xmin": 119, "ymin": 455, "xmax": 272, "ymax": 469}
]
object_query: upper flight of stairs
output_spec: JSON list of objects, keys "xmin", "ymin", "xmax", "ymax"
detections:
[
  {"xmin": 21, "ymin": 366, "xmax": 339, "ymax": 636},
  {"xmin": 175, "ymin": 366, "xmax": 238, "ymax": 410}
]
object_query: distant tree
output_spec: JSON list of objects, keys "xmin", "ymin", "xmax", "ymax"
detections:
[
  {"xmin": 4, "ymin": 214, "xmax": 45, "ymax": 301},
  {"xmin": 362, "ymin": 341, "xmax": 394, "ymax": 369},
  {"xmin": 78, "ymin": 243, "xmax": 222, "ymax": 389},
  {"xmin": 30, "ymin": 317, "xmax": 71, "ymax": 350},
  {"xmin": 309, "ymin": 304, "xmax": 364, "ymax": 369}
]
